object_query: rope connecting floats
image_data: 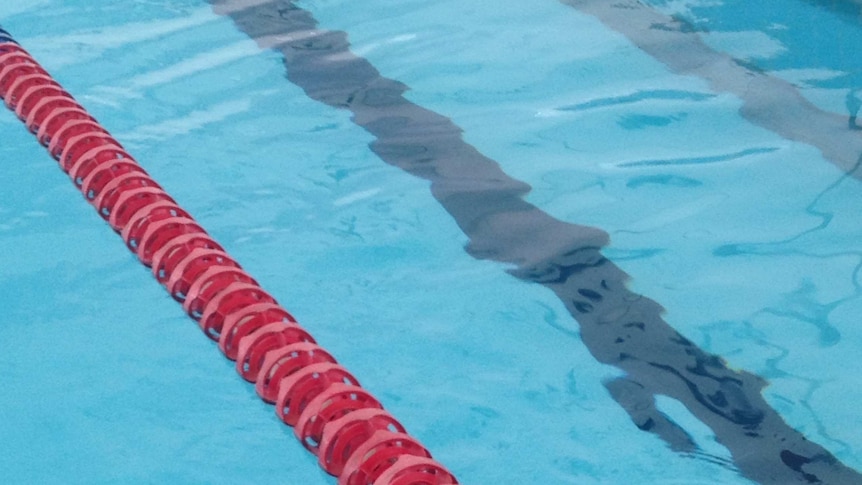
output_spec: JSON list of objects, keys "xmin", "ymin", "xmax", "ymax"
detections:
[{"xmin": 0, "ymin": 28, "xmax": 458, "ymax": 485}]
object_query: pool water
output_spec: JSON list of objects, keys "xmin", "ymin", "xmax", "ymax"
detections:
[{"xmin": 1, "ymin": 1, "xmax": 861, "ymax": 483}]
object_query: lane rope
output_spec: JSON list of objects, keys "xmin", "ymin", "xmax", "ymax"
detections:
[{"xmin": 0, "ymin": 27, "xmax": 458, "ymax": 485}]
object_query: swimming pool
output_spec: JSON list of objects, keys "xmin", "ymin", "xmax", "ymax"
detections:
[{"xmin": 1, "ymin": 1, "xmax": 861, "ymax": 483}]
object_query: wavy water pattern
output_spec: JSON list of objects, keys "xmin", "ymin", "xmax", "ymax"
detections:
[
  {"xmin": 562, "ymin": 0, "xmax": 862, "ymax": 179},
  {"xmin": 212, "ymin": 1, "xmax": 862, "ymax": 483}
]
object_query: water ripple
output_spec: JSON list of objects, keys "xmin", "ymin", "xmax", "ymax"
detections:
[
  {"xmin": 557, "ymin": 89, "xmax": 716, "ymax": 112},
  {"xmin": 616, "ymin": 147, "xmax": 779, "ymax": 168}
]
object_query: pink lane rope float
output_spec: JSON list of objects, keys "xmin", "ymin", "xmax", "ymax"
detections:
[{"xmin": 0, "ymin": 29, "xmax": 457, "ymax": 485}]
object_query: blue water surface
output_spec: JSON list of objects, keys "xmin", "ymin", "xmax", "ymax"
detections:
[{"xmin": 1, "ymin": 1, "xmax": 861, "ymax": 484}]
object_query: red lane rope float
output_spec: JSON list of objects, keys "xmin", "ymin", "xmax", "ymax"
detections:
[
  {"xmin": 339, "ymin": 431, "xmax": 432, "ymax": 485},
  {"xmin": 318, "ymin": 408, "xmax": 406, "ymax": 476},
  {"xmin": 255, "ymin": 342, "xmax": 337, "ymax": 403},
  {"xmin": 278, "ymin": 362, "xmax": 361, "ymax": 428},
  {"xmin": 374, "ymin": 456, "xmax": 459, "ymax": 485},
  {"xmin": 236, "ymin": 318, "xmax": 313, "ymax": 381},
  {"xmin": 296, "ymin": 383, "xmax": 385, "ymax": 455},
  {"xmin": 0, "ymin": 30, "xmax": 457, "ymax": 485}
]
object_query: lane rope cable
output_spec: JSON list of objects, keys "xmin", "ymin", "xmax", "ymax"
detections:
[{"xmin": 0, "ymin": 27, "xmax": 458, "ymax": 485}]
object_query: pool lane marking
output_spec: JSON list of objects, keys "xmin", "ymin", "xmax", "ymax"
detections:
[
  {"xmin": 560, "ymin": 0, "xmax": 862, "ymax": 180},
  {"xmin": 209, "ymin": 1, "xmax": 862, "ymax": 483}
]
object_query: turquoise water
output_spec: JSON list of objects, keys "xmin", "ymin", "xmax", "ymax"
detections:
[{"xmin": 1, "ymin": 1, "xmax": 861, "ymax": 483}]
